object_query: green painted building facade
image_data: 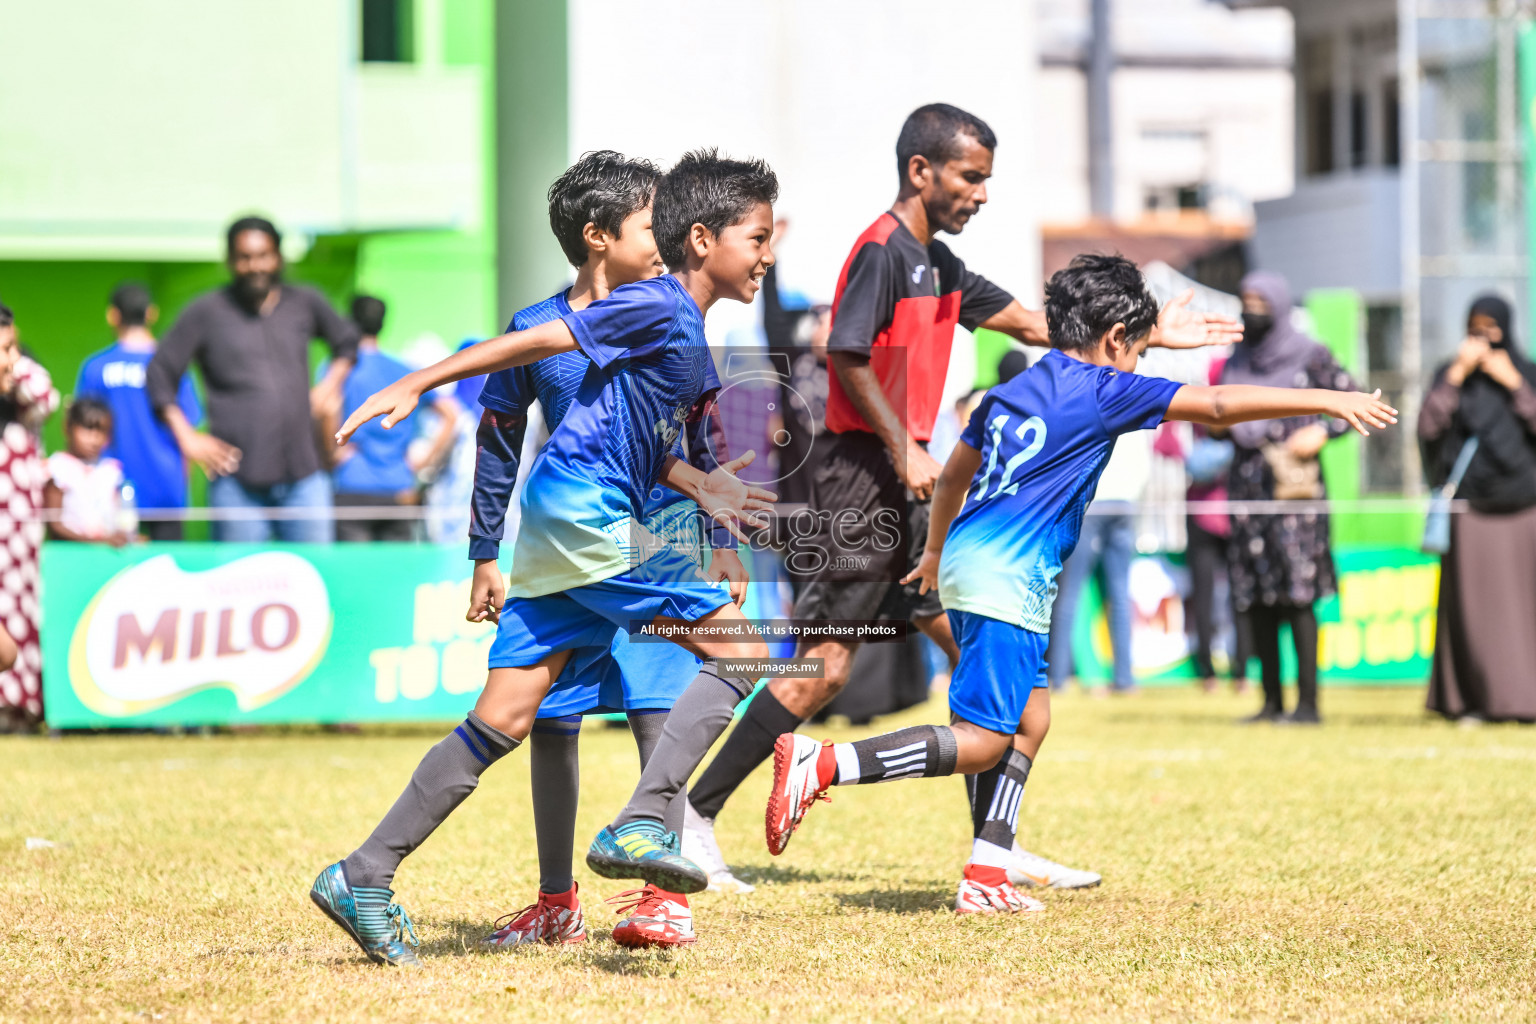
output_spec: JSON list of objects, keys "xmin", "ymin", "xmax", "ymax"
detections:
[{"xmin": 0, "ymin": 0, "xmax": 569, "ymax": 461}]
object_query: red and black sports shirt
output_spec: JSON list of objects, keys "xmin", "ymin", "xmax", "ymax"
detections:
[{"xmin": 824, "ymin": 212, "xmax": 1013, "ymax": 441}]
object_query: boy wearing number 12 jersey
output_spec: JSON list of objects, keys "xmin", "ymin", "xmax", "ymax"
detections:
[{"xmin": 763, "ymin": 254, "xmax": 1399, "ymax": 914}]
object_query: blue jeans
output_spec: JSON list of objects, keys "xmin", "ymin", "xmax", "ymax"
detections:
[
  {"xmin": 208, "ymin": 471, "xmax": 334, "ymax": 543},
  {"xmin": 1047, "ymin": 511, "xmax": 1135, "ymax": 690}
]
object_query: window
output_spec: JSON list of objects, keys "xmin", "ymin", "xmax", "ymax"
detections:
[
  {"xmin": 362, "ymin": 0, "xmax": 413, "ymax": 63},
  {"xmin": 1301, "ymin": 35, "xmax": 1335, "ymax": 176},
  {"xmin": 1363, "ymin": 303, "xmax": 1404, "ymax": 493},
  {"xmin": 1382, "ymin": 77, "xmax": 1401, "ymax": 167},
  {"xmin": 1350, "ymin": 92, "xmax": 1368, "ymax": 168}
]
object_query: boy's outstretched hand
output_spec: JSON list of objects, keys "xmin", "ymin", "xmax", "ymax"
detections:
[
  {"xmin": 1151, "ymin": 289, "xmax": 1245, "ymax": 350},
  {"xmin": 1331, "ymin": 389, "xmax": 1399, "ymax": 436},
  {"xmin": 900, "ymin": 548, "xmax": 941, "ymax": 595},
  {"xmin": 336, "ymin": 373, "xmax": 426, "ymax": 444},
  {"xmin": 696, "ymin": 451, "xmax": 778, "ymax": 544},
  {"xmin": 466, "ymin": 559, "xmax": 505, "ymax": 624}
]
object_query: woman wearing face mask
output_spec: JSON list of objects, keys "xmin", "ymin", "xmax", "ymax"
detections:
[
  {"xmin": 1419, "ymin": 295, "xmax": 1536, "ymax": 723},
  {"xmin": 1219, "ymin": 271, "xmax": 1363, "ymax": 725}
]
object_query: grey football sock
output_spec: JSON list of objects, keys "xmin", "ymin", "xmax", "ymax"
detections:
[
  {"xmin": 627, "ymin": 710, "xmax": 688, "ymax": 836},
  {"xmin": 612, "ymin": 660, "xmax": 755, "ymax": 828},
  {"xmin": 343, "ymin": 710, "xmax": 518, "ymax": 889},
  {"xmin": 529, "ymin": 716, "xmax": 582, "ymax": 894}
]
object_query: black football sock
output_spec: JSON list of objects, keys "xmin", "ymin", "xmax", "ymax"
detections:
[
  {"xmin": 611, "ymin": 660, "xmax": 755, "ymax": 828},
  {"xmin": 965, "ymin": 747, "xmax": 1032, "ymax": 866},
  {"xmin": 343, "ymin": 711, "xmax": 519, "ymax": 890},
  {"xmin": 529, "ymin": 716, "xmax": 582, "ymax": 894},
  {"xmin": 627, "ymin": 710, "xmax": 688, "ymax": 836},
  {"xmin": 688, "ymin": 686, "xmax": 801, "ymax": 821},
  {"xmin": 830, "ymin": 724, "xmax": 958, "ymax": 785}
]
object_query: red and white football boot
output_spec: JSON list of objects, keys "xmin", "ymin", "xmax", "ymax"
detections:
[
  {"xmin": 608, "ymin": 885, "xmax": 696, "ymax": 948},
  {"xmin": 954, "ymin": 864, "xmax": 1046, "ymax": 915},
  {"xmin": 765, "ymin": 733, "xmax": 836, "ymax": 855},
  {"xmin": 481, "ymin": 884, "xmax": 586, "ymax": 947}
]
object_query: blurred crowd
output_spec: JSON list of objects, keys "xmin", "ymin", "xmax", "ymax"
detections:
[{"xmin": 2, "ymin": 215, "xmax": 1533, "ymax": 729}]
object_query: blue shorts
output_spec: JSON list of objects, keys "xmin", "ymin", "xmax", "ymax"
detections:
[
  {"xmin": 536, "ymin": 631, "xmax": 702, "ymax": 718},
  {"xmin": 490, "ymin": 544, "xmax": 729, "ymax": 672},
  {"xmin": 946, "ymin": 609, "xmax": 1049, "ymax": 734}
]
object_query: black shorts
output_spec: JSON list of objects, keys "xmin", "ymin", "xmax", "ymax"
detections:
[{"xmin": 789, "ymin": 431, "xmax": 945, "ymax": 627}]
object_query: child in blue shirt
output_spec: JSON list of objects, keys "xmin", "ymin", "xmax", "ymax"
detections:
[
  {"xmin": 464, "ymin": 151, "xmax": 748, "ymax": 951},
  {"xmin": 74, "ymin": 283, "xmax": 200, "ymax": 540},
  {"xmin": 312, "ymin": 150, "xmax": 780, "ymax": 967},
  {"xmin": 762, "ymin": 254, "xmax": 1397, "ymax": 915}
]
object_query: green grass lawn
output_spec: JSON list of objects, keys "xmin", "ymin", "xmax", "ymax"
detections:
[{"xmin": 2, "ymin": 687, "xmax": 1533, "ymax": 1023}]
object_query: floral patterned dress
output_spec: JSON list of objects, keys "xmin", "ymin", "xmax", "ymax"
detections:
[
  {"xmin": 1225, "ymin": 346, "xmax": 1360, "ymax": 612},
  {"xmin": 0, "ymin": 356, "xmax": 60, "ymax": 723}
]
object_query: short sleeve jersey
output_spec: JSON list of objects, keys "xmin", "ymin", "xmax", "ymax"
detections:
[
  {"xmin": 824, "ymin": 212, "xmax": 1014, "ymax": 441},
  {"xmin": 506, "ymin": 275, "xmax": 721, "ymax": 598},
  {"xmin": 75, "ymin": 344, "xmax": 201, "ymax": 509},
  {"xmin": 333, "ymin": 349, "xmax": 416, "ymax": 494},
  {"xmin": 939, "ymin": 350, "xmax": 1183, "ymax": 633},
  {"xmin": 480, "ymin": 289, "xmax": 697, "ymax": 518}
]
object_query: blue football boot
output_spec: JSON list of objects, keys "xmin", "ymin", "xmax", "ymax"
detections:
[
  {"xmin": 586, "ymin": 820, "xmax": 708, "ymax": 894},
  {"xmin": 309, "ymin": 862, "xmax": 422, "ymax": 967}
]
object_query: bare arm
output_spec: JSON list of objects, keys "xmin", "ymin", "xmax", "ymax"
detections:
[
  {"xmin": 162, "ymin": 404, "xmax": 242, "ymax": 478},
  {"xmin": 337, "ymin": 320, "xmax": 579, "ymax": 442},
  {"xmin": 977, "ymin": 301, "xmax": 1049, "ymax": 345},
  {"xmin": 0, "ymin": 624, "xmax": 16, "ymax": 672},
  {"xmin": 410, "ymin": 396, "xmax": 463, "ymax": 475},
  {"xmin": 900, "ymin": 441, "xmax": 983, "ymax": 594},
  {"xmin": 1167, "ymin": 385, "xmax": 1398, "ymax": 436},
  {"xmin": 831, "ymin": 351, "xmax": 943, "ymax": 499},
  {"xmin": 658, "ymin": 451, "xmax": 778, "ymax": 544}
]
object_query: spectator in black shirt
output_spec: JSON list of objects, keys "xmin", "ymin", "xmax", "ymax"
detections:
[{"xmin": 148, "ymin": 217, "xmax": 358, "ymax": 542}]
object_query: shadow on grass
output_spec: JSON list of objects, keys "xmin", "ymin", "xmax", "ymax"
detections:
[
  {"xmin": 730, "ymin": 863, "xmax": 866, "ymax": 886},
  {"xmin": 414, "ymin": 917, "xmax": 690, "ymax": 975},
  {"xmin": 831, "ymin": 887, "xmax": 950, "ymax": 914}
]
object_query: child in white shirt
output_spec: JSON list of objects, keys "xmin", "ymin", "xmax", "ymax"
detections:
[{"xmin": 45, "ymin": 397, "xmax": 130, "ymax": 546}]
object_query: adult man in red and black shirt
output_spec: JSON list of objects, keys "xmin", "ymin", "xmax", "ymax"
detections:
[{"xmin": 682, "ymin": 104, "xmax": 1235, "ymax": 891}]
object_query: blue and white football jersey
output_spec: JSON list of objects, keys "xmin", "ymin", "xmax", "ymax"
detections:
[
  {"xmin": 500, "ymin": 275, "xmax": 721, "ymax": 598},
  {"xmin": 938, "ymin": 349, "xmax": 1182, "ymax": 633}
]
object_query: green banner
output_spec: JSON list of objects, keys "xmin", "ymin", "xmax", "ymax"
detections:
[
  {"xmin": 41, "ymin": 542, "xmax": 503, "ymax": 728},
  {"xmin": 1066, "ymin": 548, "xmax": 1438, "ymax": 685}
]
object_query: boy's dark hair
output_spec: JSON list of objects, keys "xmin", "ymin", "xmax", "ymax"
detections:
[
  {"xmin": 110, "ymin": 282, "xmax": 154, "ymax": 327},
  {"xmin": 352, "ymin": 294, "xmax": 387, "ymax": 337},
  {"xmin": 68, "ymin": 395, "xmax": 113, "ymax": 433},
  {"xmin": 226, "ymin": 215, "xmax": 282, "ymax": 256},
  {"xmin": 896, "ymin": 103, "xmax": 997, "ymax": 178},
  {"xmin": 0, "ymin": 302, "xmax": 11, "ymax": 328},
  {"xmin": 548, "ymin": 150, "xmax": 661, "ymax": 267},
  {"xmin": 653, "ymin": 148, "xmax": 779, "ymax": 270},
  {"xmin": 1044, "ymin": 254, "xmax": 1159, "ymax": 353}
]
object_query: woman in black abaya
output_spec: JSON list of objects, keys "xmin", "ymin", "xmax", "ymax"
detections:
[{"xmin": 1420, "ymin": 294, "xmax": 1536, "ymax": 722}]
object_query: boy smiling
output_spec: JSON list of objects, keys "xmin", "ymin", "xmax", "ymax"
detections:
[{"xmin": 312, "ymin": 149, "xmax": 779, "ymax": 966}]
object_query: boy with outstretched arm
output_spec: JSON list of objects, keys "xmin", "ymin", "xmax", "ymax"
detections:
[
  {"xmin": 467, "ymin": 150, "xmax": 748, "ymax": 951},
  {"xmin": 310, "ymin": 149, "xmax": 780, "ymax": 966},
  {"xmin": 762, "ymin": 254, "xmax": 1397, "ymax": 914}
]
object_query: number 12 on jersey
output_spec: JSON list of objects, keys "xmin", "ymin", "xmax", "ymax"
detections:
[{"xmin": 971, "ymin": 414, "xmax": 1047, "ymax": 502}]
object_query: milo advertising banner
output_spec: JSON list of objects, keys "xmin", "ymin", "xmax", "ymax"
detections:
[
  {"xmin": 42, "ymin": 542, "xmax": 1439, "ymax": 728},
  {"xmin": 42, "ymin": 543, "xmax": 508, "ymax": 728}
]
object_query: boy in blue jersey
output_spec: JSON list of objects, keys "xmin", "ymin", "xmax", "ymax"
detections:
[
  {"xmin": 74, "ymin": 283, "xmax": 201, "ymax": 540},
  {"xmin": 466, "ymin": 151, "xmax": 749, "ymax": 950},
  {"xmin": 763, "ymin": 254, "xmax": 1397, "ymax": 914},
  {"xmin": 312, "ymin": 150, "xmax": 779, "ymax": 966}
]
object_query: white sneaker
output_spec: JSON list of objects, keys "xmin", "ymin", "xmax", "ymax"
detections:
[
  {"xmin": 1006, "ymin": 845, "xmax": 1103, "ymax": 890},
  {"xmin": 681, "ymin": 799, "xmax": 755, "ymax": 894}
]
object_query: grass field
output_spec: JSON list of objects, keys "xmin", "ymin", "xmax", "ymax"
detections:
[{"xmin": 3, "ymin": 686, "xmax": 1534, "ymax": 1023}]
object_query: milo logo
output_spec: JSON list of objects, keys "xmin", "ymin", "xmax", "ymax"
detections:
[{"xmin": 67, "ymin": 553, "xmax": 332, "ymax": 717}]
